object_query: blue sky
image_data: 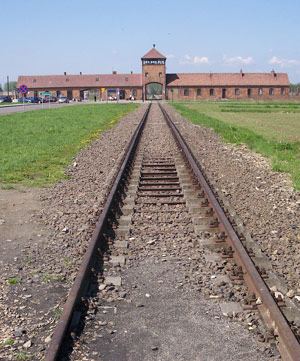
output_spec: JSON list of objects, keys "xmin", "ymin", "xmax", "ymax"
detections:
[{"xmin": 2, "ymin": 0, "xmax": 300, "ymax": 86}]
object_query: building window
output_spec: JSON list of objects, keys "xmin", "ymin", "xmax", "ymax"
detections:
[
  {"xmin": 145, "ymin": 72, "xmax": 148, "ymax": 77},
  {"xmin": 247, "ymin": 88, "xmax": 251, "ymax": 96},
  {"xmin": 210, "ymin": 89, "xmax": 214, "ymax": 96},
  {"xmin": 67, "ymin": 90, "xmax": 73, "ymax": 99},
  {"xmin": 66, "ymin": 78, "xmax": 69, "ymax": 82},
  {"xmin": 258, "ymin": 88, "xmax": 263, "ymax": 95},
  {"xmin": 184, "ymin": 89, "xmax": 189, "ymax": 96},
  {"xmin": 269, "ymin": 88, "xmax": 274, "ymax": 95},
  {"xmin": 133, "ymin": 89, "xmax": 137, "ymax": 96},
  {"xmin": 235, "ymin": 88, "xmax": 239, "ymax": 96},
  {"xmin": 281, "ymin": 88, "xmax": 285, "ymax": 95},
  {"xmin": 33, "ymin": 79, "xmax": 36, "ymax": 83},
  {"xmin": 96, "ymin": 77, "xmax": 99, "ymax": 81},
  {"xmin": 57, "ymin": 91, "xmax": 61, "ymax": 97},
  {"xmin": 34, "ymin": 91, "xmax": 38, "ymax": 97},
  {"xmin": 159, "ymin": 72, "xmax": 162, "ymax": 77},
  {"xmin": 197, "ymin": 89, "xmax": 201, "ymax": 96},
  {"xmin": 125, "ymin": 77, "xmax": 128, "ymax": 81}
]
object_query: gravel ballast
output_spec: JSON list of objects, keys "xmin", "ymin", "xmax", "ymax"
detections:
[
  {"xmin": 1, "ymin": 101, "xmax": 298, "ymax": 360},
  {"xmin": 165, "ymin": 103, "xmax": 300, "ymax": 302}
]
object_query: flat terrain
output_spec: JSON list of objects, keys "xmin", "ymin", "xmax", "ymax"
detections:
[
  {"xmin": 171, "ymin": 101, "xmax": 300, "ymax": 189},
  {"xmin": 186, "ymin": 101, "xmax": 300, "ymax": 142},
  {"xmin": 0, "ymin": 103, "xmax": 139, "ymax": 186}
]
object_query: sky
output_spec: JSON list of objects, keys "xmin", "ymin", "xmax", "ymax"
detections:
[{"xmin": 1, "ymin": 0, "xmax": 300, "ymax": 86}]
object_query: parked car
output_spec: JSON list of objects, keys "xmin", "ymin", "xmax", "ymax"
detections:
[
  {"xmin": 0, "ymin": 95, "xmax": 12, "ymax": 103},
  {"xmin": 58, "ymin": 96, "xmax": 69, "ymax": 103},
  {"xmin": 108, "ymin": 96, "xmax": 117, "ymax": 101},
  {"xmin": 28, "ymin": 96, "xmax": 42, "ymax": 103},
  {"xmin": 18, "ymin": 97, "xmax": 31, "ymax": 103},
  {"xmin": 44, "ymin": 96, "xmax": 57, "ymax": 103}
]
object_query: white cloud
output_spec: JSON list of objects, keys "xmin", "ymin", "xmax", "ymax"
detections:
[
  {"xmin": 223, "ymin": 55, "xmax": 254, "ymax": 65},
  {"xmin": 180, "ymin": 54, "xmax": 210, "ymax": 65},
  {"xmin": 269, "ymin": 56, "xmax": 300, "ymax": 67},
  {"xmin": 166, "ymin": 54, "xmax": 176, "ymax": 59}
]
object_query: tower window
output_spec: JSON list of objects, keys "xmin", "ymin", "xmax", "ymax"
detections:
[
  {"xmin": 159, "ymin": 72, "xmax": 162, "ymax": 77},
  {"xmin": 145, "ymin": 72, "xmax": 149, "ymax": 77}
]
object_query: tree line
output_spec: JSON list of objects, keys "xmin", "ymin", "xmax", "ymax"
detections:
[{"xmin": 0, "ymin": 81, "xmax": 17, "ymax": 92}]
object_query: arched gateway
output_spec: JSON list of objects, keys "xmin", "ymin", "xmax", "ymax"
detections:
[
  {"xmin": 145, "ymin": 82, "xmax": 163, "ymax": 100},
  {"xmin": 141, "ymin": 45, "xmax": 166, "ymax": 101}
]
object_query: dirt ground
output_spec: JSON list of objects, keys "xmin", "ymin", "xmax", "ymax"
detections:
[{"xmin": 0, "ymin": 185, "xmax": 49, "ymax": 267}]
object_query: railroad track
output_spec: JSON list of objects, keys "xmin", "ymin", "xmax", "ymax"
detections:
[{"xmin": 45, "ymin": 102, "xmax": 300, "ymax": 361}]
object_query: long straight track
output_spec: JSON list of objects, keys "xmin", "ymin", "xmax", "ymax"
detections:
[{"xmin": 45, "ymin": 103, "xmax": 300, "ymax": 361}]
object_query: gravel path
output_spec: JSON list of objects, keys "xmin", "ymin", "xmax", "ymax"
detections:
[
  {"xmin": 0, "ymin": 104, "xmax": 147, "ymax": 360},
  {"xmin": 1, "ymin": 101, "xmax": 298, "ymax": 360},
  {"xmin": 62, "ymin": 103, "xmax": 274, "ymax": 361},
  {"xmin": 165, "ymin": 103, "xmax": 300, "ymax": 305}
]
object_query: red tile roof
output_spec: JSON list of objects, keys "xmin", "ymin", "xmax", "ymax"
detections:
[
  {"xmin": 166, "ymin": 72, "xmax": 290, "ymax": 87},
  {"xmin": 141, "ymin": 47, "xmax": 166, "ymax": 60},
  {"xmin": 17, "ymin": 73, "xmax": 142, "ymax": 89}
]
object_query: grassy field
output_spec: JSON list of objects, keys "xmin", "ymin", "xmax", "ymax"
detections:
[
  {"xmin": 170, "ymin": 101, "xmax": 300, "ymax": 190},
  {"xmin": 0, "ymin": 103, "xmax": 139, "ymax": 186}
]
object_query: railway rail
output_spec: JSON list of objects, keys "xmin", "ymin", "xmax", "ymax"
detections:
[{"xmin": 44, "ymin": 102, "xmax": 300, "ymax": 361}]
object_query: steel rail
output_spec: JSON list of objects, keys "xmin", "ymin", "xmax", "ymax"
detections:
[
  {"xmin": 44, "ymin": 103, "xmax": 151, "ymax": 361},
  {"xmin": 159, "ymin": 103, "xmax": 300, "ymax": 361}
]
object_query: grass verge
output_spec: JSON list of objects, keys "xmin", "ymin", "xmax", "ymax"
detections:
[
  {"xmin": 0, "ymin": 103, "xmax": 139, "ymax": 186},
  {"xmin": 170, "ymin": 103, "xmax": 300, "ymax": 190}
]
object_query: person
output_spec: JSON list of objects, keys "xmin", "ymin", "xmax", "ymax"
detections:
[{"xmin": 94, "ymin": 96, "xmax": 96, "ymax": 102}]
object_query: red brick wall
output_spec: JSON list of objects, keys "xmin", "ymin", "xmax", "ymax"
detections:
[
  {"xmin": 166, "ymin": 86, "xmax": 290, "ymax": 101},
  {"xmin": 142, "ymin": 63, "xmax": 166, "ymax": 100}
]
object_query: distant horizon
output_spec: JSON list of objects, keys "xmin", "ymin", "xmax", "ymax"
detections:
[{"xmin": 2, "ymin": 0, "xmax": 300, "ymax": 86}]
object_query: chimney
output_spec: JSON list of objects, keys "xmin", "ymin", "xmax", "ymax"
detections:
[
  {"xmin": 271, "ymin": 69, "xmax": 276, "ymax": 77},
  {"xmin": 131, "ymin": 71, "xmax": 133, "ymax": 74},
  {"xmin": 112, "ymin": 71, "xmax": 117, "ymax": 75},
  {"xmin": 80, "ymin": 72, "xmax": 82, "ymax": 75},
  {"xmin": 64, "ymin": 72, "xmax": 67, "ymax": 75},
  {"xmin": 240, "ymin": 69, "xmax": 244, "ymax": 77}
]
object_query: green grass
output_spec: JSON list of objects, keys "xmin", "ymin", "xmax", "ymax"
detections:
[
  {"xmin": 0, "ymin": 339, "xmax": 14, "ymax": 349},
  {"xmin": 0, "ymin": 102, "xmax": 21, "ymax": 106},
  {"xmin": 7, "ymin": 277, "xmax": 20, "ymax": 285},
  {"xmin": 14, "ymin": 352, "xmax": 32, "ymax": 360},
  {"xmin": 0, "ymin": 104, "xmax": 139, "ymax": 186},
  {"xmin": 170, "ymin": 102, "xmax": 300, "ymax": 190}
]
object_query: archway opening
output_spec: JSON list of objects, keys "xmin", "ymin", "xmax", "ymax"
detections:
[{"xmin": 146, "ymin": 82, "xmax": 162, "ymax": 100}]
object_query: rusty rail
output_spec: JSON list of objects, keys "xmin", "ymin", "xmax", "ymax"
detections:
[
  {"xmin": 44, "ymin": 103, "xmax": 151, "ymax": 361},
  {"xmin": 159, "ymin": 103, "xmax": 300, "ymax": 361}
]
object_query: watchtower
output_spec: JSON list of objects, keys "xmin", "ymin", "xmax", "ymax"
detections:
[{"xmin": 141, "ymin": 45, "xmax": 166, "ymax": 100}]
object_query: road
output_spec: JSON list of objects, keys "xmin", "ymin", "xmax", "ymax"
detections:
[{"xmin": 0, "ymin": 101, "xmax": 87, "ymax": 115}]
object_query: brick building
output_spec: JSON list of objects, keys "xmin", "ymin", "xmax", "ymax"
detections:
[{"xmin": 17, "ymin": 46, "xmax": 290, "ymax": 101}]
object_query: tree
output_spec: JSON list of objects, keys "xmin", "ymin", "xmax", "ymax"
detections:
[
  {"xmin": 0, "ymin": 83, "xmax": 3, "ymax": 92},
  {"xmin": 4, "ymin": 81, "xmax": 17, "ymax": 92}
]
